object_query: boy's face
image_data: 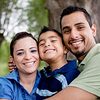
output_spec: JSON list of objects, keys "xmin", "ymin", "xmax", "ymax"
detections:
[
  {"xmin": 38, "ymin": 31, "xmax": 67, "ymax": 63},
  {"xmin": 61, "ymin": 12, "xmax": 96, "ymax": 60}
]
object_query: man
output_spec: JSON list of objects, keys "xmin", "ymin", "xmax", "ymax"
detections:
[{"xmin": 46, "ymin": 6, "xmax": 100, "ymax": 100}]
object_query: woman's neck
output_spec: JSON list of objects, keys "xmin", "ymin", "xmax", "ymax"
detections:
[{"xmin": 19, "ymin": 71, "xmax": 37, "ymax": 93}]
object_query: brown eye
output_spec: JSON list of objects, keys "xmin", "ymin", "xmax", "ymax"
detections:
[
  {"xmin": 17, "ymin": 52, "xmax": 24, "ymax": 56},
  {"xmin": 39, "ymin": 41, "xmax": 45, "ymax": 46},
  {"xmin": 51, "ymin": 39, "xmax": 56, "ymax": 43},
  {"xmin": 31, "ymin": 49, "xmax": 37, "ymax": 53},
  {"xmin": 76, "ymin": 24, "xmax": 85, "ymax": 31},
  {"xmin": 39, "ymin": 42, "xmax": 45, "ymax": 46},
  {"xmin": 63, "ymin": 28, "xmax": 71, "ymax": 34}
]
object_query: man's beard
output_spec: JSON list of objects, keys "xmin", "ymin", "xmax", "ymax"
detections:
[{"xmin": 66, "ymin": 45, "xmax": 87, "ymax": 60}]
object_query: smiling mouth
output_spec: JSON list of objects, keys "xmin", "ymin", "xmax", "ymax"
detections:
[
  {"xmin": 23, "ymin": 62, "xmax": 35, "ymax": 66},
  {"xmin": 69, "ymin": 39, "xmax": 83, "ymax": 46},
  {"xmin": 44, "ymin": 49, "xmax": 55, "ymax": 53}
]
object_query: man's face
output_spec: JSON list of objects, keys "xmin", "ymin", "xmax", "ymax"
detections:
[{"xmin": 61, "ymin": 12, "xmax": 96, "ymax": 60}]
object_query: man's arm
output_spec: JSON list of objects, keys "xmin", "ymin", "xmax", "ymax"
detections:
[{"xmin": 46, "ymin": 86, "xmax": 97, "ymax": 100}]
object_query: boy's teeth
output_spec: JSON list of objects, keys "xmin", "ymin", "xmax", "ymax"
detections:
[{"xmin": 45, "ymin": 49, "xmax": 54, "ymax": 53}]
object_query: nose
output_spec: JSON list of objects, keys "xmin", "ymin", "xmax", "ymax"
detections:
[
  {"xmin": 45, "ymin": 40, "xmax": 50, "ymax": 47},
  {"xmin": 24, "ymin": 52, "xmax": 32, "ymax": 60},
  {"xmin": 70, "ymin": 28, "xmax": 79, "ymax": 39}
]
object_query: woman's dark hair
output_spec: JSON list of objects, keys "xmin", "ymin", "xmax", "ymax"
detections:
[{"xmin": 10, "ymin": 32, "xmax": 37, "ymax": 57}]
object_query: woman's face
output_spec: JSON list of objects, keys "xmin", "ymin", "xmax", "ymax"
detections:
[{"xmin": 13, "ymin": 37, "xmax": 40, "ymax": 74}]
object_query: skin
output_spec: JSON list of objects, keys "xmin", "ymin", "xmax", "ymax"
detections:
[
  {"xmin": 39, "ymin": 31, "xmax": 67, "ymax": 71},
  {"xmin": 45, "ymin": 12, "xmax": 97, "ymax": 100}
]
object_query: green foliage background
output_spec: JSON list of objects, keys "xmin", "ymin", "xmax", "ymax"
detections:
[
  {"xmin": 0, "ymin": 40, "xmax": 10, "ymax": 76},
  {"xmin": 0, "ymin": 0, "xmax": 48, "ymax": 76},
  {"xmin": 27, "ymin": 0, "xmax": 48, "ymax": 36}
]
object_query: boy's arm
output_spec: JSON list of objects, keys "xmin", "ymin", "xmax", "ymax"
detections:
[
  {"xmin": 8, "ymin": 56, "xmax": 16, "ymax": 72},
  {"xmin": 45, "ymin": 86, "xmax": 97, "ymax": 100}
]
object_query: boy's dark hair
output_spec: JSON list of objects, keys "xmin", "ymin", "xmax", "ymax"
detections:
[
  {"xmin": 10, "ymin": 32, "xmax": 37, "ymax": 57},
  {"xmin": 60, "ymin": 6, "xmax": 92, "ymax": 30},
  {"xmin": 38, "ymin": 26, "xmax": 65, "ymax": 45}
]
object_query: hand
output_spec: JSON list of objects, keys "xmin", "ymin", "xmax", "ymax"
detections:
[{"xmin": 8, "ymin": 56, "xmax": 16, "ymax": 72}]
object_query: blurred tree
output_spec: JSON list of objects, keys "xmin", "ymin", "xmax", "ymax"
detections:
[
  {"xmin": 0, "ymin": 0, "xmax": 48, "ymax": 42},
  {"xmin": 0, "ymin": 40, "xmax": 10, "ymax": 63},
  {"xmin": 0, "ymin": 0, "xmax": 29, "ymax": 76},
  {"xmin": 45, "ymin": 0, "xmax": 100, "ymax": 59},
  {"xmin": 27, "ymin": 0, "xmax": 48, "ymax": 38},
  {"xmin": 0, "ymin": 0, "xmax": 29, "ymax": 43},
  {"xmin": 46, "ymin": 0, "xmax": 100, "ymax": 43},
  {"xmin": 0, "ymin": 0, "xmax": 48, "ymax": 75},
  {"xmin": 0, "ymin": 34, "xmax": 4, "ymax": 46},
  {"xmin": 0, "ymin": 40, "xmax": 10, "ymax": 76}
]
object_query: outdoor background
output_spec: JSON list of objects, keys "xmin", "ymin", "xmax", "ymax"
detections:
[{"xmin": 0, "ymin": 0, "xmax": 100, "ymax": 76}]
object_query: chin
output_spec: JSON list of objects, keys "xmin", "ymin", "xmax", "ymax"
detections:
[{"xmin": 73, "ymin": 50, "xmax": 85, "ymax": 56}]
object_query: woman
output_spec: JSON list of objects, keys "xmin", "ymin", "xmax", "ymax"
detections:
[{"xmin": 0, "ymin": 32, "xmax": 41, "ymax": 100}]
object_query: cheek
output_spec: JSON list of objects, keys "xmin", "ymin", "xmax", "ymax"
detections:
[
  {"xmin": 63, "ymin": 34, "xmax": 68, "ymax": 42},
  {"xmin": 31, "ymin": 52, "xmax": 40, "ymax": 60},
  {"xmin": 35, "ymin": 54, "xmax": 40, "ymax": 60},
  {"xmin": 39, "ymin": 48, "xmax": 44, "ymax": 55},
  {"xmin": 13, "ymin": 56, "xmax": 23, "ymax": 65},
  {"xmin": 39, "ymin": 53, "xmax": 43, "ymax": 59},
  {"xmin": 13, "ymin": 59, "xmax": 20, "ymax": 68},
  {"xmin": 63, "ymin": 38, "xmax": 68, "ymax": 46}
]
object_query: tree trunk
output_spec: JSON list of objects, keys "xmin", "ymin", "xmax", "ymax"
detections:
[
  {"xmin": 46, "ymin": 0, "xmax": 100, "ymax": 43},
  {"xmin": 0, "ymin": 34, "xmax": 4, "ymax": 46}
]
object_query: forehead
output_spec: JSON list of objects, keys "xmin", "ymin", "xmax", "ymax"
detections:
[
  {"xmin": 61, "ymin": 12, "xmax": 88, "ymax": 27},
  {"xmin": 14, "ymin": 37, "xmax": 37, "ymax": 48},
  {"xmin": 39, "ymin": 31, "xmax": 60, "ymax": 41}
]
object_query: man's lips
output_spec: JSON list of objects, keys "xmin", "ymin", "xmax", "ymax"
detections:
[
  {"xmin": 68, "ymin": 39, "xmax": 84, "ymax": 48},
  {"xmin": 69, "ymin": 39, "xmax": 83, "ymax": 45}
]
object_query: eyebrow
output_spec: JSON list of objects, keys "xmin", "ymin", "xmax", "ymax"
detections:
[
  {"xmin": 62, "ymin": 26, "xmax": 70, "ymax": 31},
  {"xmin": 62, "ymin": 22, "xmax": 85, "ymax": 30},
  {"xmin": 75, "ymin": 22, "xmax": 85, "ymax": 26},
  {"xmin": 16, "ymin": 47, "xmax": 37, "ymax": 52},
  {"xmin": 16, "ymin": 49, "xmax": 23, "ymax": 52},
  {"xmin": 39, "ymin": 36, "xmax": 58, "ymax": 42}
]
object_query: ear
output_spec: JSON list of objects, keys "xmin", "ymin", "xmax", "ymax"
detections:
[{"xmin": 91, "ymin": 24, "xmax": 96, "ymax": 37}]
